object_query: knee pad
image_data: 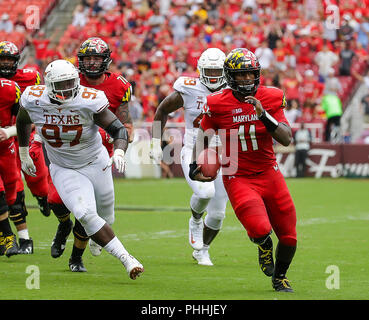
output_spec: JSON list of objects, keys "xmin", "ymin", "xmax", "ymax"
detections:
[
  {"xmin": 190, "ymin": 194, "xmax": 211, "ymax": 214},
  {"xmin": 204, "ymin": 214, "xmax": 223, "ymax": 231},
  {"xmin": 73, "ymin": 219, "xmax": 89, "ymax": 242},
  {"xmin": 77, "ymin": 208, "xmax": 106, "ymax": 237},
  {"xmin": 0, "ymin": 192, "xmax": 8, "ymax": 215}
]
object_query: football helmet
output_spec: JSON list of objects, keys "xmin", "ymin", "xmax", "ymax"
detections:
[
  {"xmin": 44, "ymin": 60, "xmax": 80, "ymax": 103},
  {"xmin": 223, "ymin": 48, "xmax": 261, "ymax": 95},
  {"xmin": 197, "ymin": 48, "xmax": 226, "ymax": 91},
  {"xmin": 0, "ymin": 41, "xmax": 20, "ymax": 77},
  {"xmin": 77, "ymin": 37, "xmax": 112, "ymax": 78}
]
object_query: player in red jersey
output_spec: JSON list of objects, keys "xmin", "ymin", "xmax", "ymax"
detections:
[
  {"xmin": 190, "ymin": 48, "xmax": 297, "ymax": 292},
  {"xmin": 0, "ymin": 41, "xmax": 50, "ymax": 254},
  {"xmin": 48, "ymin": 37, "xmax": 134, "ymax": 272},
  {"xmin": 0, "ymin": 78, "xmax": 21, "ymax": 257}
]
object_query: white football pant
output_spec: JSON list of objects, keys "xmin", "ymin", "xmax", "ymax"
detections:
[
  {"xmin": 49, "ymin": 149, "xmax": 115, "ymax": 236},
  {"xmin": 181, "ymin": 146, "xmax": 228, "ymax": 230}
]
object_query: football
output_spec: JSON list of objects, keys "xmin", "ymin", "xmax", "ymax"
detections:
[{"xmin": 197, "ymin": 148, "xmax": 221, "ymax": 179}]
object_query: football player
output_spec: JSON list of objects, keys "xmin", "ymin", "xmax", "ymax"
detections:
[
  {"xmin": 150, "ymin": 48, "xmax": 229, "ymax": 266},
  {"xmin": 48, "ymin": 38, "xmax": 134, "ymax": 272},
  {"xmin": 0, "ymin": 78, "xmax": 21, "ymax": 257},
  {"xmin": 16, "ymin": 59, "xmax": 144, "ymax": 280},
  {"xmin": 0, "ymin": 41, "xmax": 50, "ymax": 254},
  {"xmin": 190, "ymin": 48, "xmax": 297, "ymax": 292}
]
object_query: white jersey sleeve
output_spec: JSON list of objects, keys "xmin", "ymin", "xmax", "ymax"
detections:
[
  {"xmin": 21, "ymin": 85, "xmax": 109, "ymax": 169},
  {"xmin": 172, "ymin": 76, "xmax": 220, "ymax": 148}
]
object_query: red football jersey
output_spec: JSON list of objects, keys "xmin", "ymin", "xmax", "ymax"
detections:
[
  {"xmin": 79, "ymin": 72, "xmax": 132, "ymax": 113},
  {"xmin": 10, "ymin": 68, "xmax": 41, "ymax": 92},
  {"xmin": 201, "ymin": 86, "xmax": 289, "ymax": 176},
  {"xmin": 0, "ymin": 78, "xmax": 21, "ymax": 149}
]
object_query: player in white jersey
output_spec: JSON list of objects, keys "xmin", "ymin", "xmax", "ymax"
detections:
[
  {"xmin": 16, "ymin": 60, "xmax": 144, "ymax": 280},
  {"xmin": 150, "ymin": 48, "xmax": 228, "ymax": 266}
]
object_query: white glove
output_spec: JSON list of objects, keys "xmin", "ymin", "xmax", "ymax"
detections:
[
  {"xmin": 149, "ymin": 138, "xmax": 163, "ymax": 164},
  {"xmin": 19, "ymin": 147, "xmax": 37, "ymax": 177},
  {"xmin": 110, "ymin": 149, "xmax": 126, "ymax": 173}
]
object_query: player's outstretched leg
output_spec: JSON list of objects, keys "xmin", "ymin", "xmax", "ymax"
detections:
[
  {"xmin": 251, "ymin": 233, "xmax": 274, "ymax": 277},
  {"xmin": 89, "ymin": 238, "xmax": 102, "ymax": 256},
  {"xmin": 68, "ymin": 219, "xmax": 88, "ymax": 272}
]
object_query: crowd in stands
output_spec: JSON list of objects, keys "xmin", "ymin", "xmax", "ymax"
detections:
[{"xmin": 2, "ymin": 0, "xmax": 369, "ymax": 139}]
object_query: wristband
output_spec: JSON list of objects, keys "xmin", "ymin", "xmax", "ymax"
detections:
[
  {"xmin": 19, "ymin": 146, "xmax": 30, "ymax": 161},
  {"xmin": 258, "ymin": 110, "xmax": 279, "ymax": 132},
  {"xmin": 2, "ymin": 126, "xmax": 17, "ymax": 139}
]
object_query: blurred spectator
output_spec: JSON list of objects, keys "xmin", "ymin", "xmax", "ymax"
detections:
[
  {"xmin": 284, "ymin": 99, "xmax": 301, "ymax": 125},
  {"xmin": 72, "ymin": 4, "xmax": 89, "ymax": 28},
  {"xmin": 338, "ymin": 41, "xmax": 355, "ymax": 76},
  {"xmin": 0, "ymin": 13, "xmax": 13, "ymax": 33},
  {"xmin": 314, "ymin": 43, "xmax": 339, "ymax": 82},
  {"xmin": 255, "ymin": 40, "xmax": 275, "ymax": 70},
  {"xmin": 169, "ymin": 6, "xmax": 189, "ymax": 44},
  {"xmin": 357, "ymin": 16, "xmax": 369, "ymax": 50},
  {"xmin": 361, "ymin": 94, "xmax": 369, "ymax": 123},
  {"xmin": 98, "ymin": 0, "xmax": 118, "ymax": 12},
  {"xmin": 128, "ymin": 95, "xmax": 144, "ymax": 121},
  {"xmin": 321, "ymin": 93, "xmax": 343, "ymax": 142},
  {"xmin": 294, "ymin": 122, "xmax": 312, "ymax": 178},
  {"xmin": 338, "ymin": 15, "xmax": 355, "ymax": 42},
  {"xmin": 324, "ymin": 68, "xmax": 342, "ymax": 95},
  {"xmin": 302, "ymin": 69, "xmax": 323, "ymax": 104},
  {"xmin": 281, "ymin": 68, "xmax": 303, "ymax": 103},
  {"xmin": 14, "ymin": 13, "xmax": 26, "ymax": 33},
  {"xmin": 147, "ymin": 5, "xmax": 165, "ymax": 34}
]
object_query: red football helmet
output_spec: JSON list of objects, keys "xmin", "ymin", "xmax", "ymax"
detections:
[
  {"xmin": 0, "ymin": 41, "xmax": 20, "ymax": 77},
  {"xmin": 223, "ymin": 48, "xmax": 261, "ymax": 95}
]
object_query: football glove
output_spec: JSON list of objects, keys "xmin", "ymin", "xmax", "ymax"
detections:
[
  {"xmin": 19, "ymin": 147, "xmax": 37, "ymax": 177},
  {"xmin": 110, "ymin": 148, "xmax": 126, "ymax": 173},
  {"xmin": 149, "ymin": 138, "xmax": 163, "ymax": 164}
]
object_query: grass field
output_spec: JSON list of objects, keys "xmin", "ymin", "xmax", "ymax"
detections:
[{"xmin": 1, "ymin": 177, "xmax": 369, "ymax": 302}]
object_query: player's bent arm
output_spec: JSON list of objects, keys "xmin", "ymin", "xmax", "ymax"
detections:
[
  {"xmin": 189, "ymin": 124, "xmax": 214, "ymax": 182},
  {"xmin": 94, "ymin": 108, "xmax": 129, "ymax": 153},
  {"xmin": 16, "ymin": 106, "xmax": 33, "ymax": 147},
  {"xmin": 115, "ymin": 102, "xmax": 134, "ymax": 143},
  {"xmin": 152, "ymin": 91, "xmax": 184, "ymax": 140},
  {"xmin": 270, "ymin": 122, "xmax": 292, "ymax": 147}
]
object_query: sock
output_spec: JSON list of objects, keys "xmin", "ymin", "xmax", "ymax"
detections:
[
  {"xmin": 259, "ymin": 235, "xmax": 273, "ymax": 250},
  {"xmin": 273, "ymin": 242, "xmax": 296, "ymax": 279},
  {"xmin": 18, "ymin": 229, "xmax": 30, "ymax": 240},
  {"xmin": 0, "ymin": 218, "xmax": 13, "ymax": 236},
  {"xmin": 71, "ymin": 245, "xmax": 85, "ymax": 259},
  {"xmin": 103, "ymin": 236, "xmax": 129, "ymax": 260}
]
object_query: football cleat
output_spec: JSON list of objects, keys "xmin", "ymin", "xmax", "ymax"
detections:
[
  {"xmin": 258, "ymin": 245, "xmax": 274, "ymax": 277},
  {"xmin": 189, "ymin": 217, "xmax": 204, "ymax": 250},
  {"xmin": 121, "ymin": 254, "xmax": 144, "ymax": 280},
  {"xmin": 69, "ymin": 257, "xmax": 87, "ymax": 272},
  {"xmin": 1, "ymin": 234, "xmax": 19, "ymax": 257},
  {"xmin": 192, "ymin": 248, "xmax": 213, "ymax": 266},
  {"xmin": 272, "ymin": 276, "xmax": 294, "ymax": 293},
  {"xmin": 19, "ymin": 238, "xmax": 34, "ymax": 254},
  {"xmin": 89, "ymin": 238, "xmax": 102, "ymax": 256},
  {"xmin": 36, "ymin": 196, "xmax": 51, "ymax": 217},
  {"xmin": 51, "ymin": 220, "xmax": 73, "ymax": 258}
]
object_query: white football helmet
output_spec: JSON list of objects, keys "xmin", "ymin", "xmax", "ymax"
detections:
[
  {"xmin": 197, "ymin": 48, "xmax": 226, "ymax": 91},
  {"xmin": 45, "ymin": 59, "xmax": 80, "ymax": 103}
]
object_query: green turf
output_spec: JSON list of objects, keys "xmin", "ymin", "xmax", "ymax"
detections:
[{"xmin": 1, "ymin": 178, "xmax": 368, "ymax": 300}]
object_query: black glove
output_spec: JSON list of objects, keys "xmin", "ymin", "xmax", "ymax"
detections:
[{"xmin": 189, "ymin": 161, "xmax": 199, "ymax": 180}]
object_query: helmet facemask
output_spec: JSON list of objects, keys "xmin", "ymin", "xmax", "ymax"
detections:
[
  {"xmin": 198, "ymin": 48, "xmax": 226, "ymax": 91},
  {"xmin": 199, "ymin": 67, "xmax": 226, "ymax": 91},
  {"xmin": 48, "ymin": 77, "xmax": 80, "ymax": 103}
]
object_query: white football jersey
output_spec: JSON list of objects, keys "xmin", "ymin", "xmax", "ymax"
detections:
[
  {"xmin": 173, "ymin": 76, "xmax": 220, "ymax": 148},
  {"xmin": 20, "ymin": 84, "xmax": 109, "ymax": 169}
]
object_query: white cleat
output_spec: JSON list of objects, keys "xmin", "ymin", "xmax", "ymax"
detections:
[
  {"xmin": 192, "ymin": 248, "xmax": 214, "ymax": 266},
  {"xmin": 89, "ymin": 239, "xmax": 102, "ymax": 256},
  {"xmin": 121, "ymin": 254, "xmax": 144, "ymax": 280},
  {"xmin": 189, "ymin": 217, "xmax": 204, "ymax": 250}
]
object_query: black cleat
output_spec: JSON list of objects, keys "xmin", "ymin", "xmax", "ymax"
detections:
[
  {"xmin": 1, "ymin": 234, "xmax": 19, "ymax": 257},
  {"xmin": 36, "ymin": 196, "xmax": 51, "ymax": 217},
  {"xmin": 69, "ymin": 257, "xmax": 87, "ymax": 272},
  {"xmin": 19, "ymin": 238, "xmax": 34, "ymax": 254},
  {"xmin": 258, "ymin": 245, "xmax": 274, "ymax": 277},
  {"xmin": 272, "ymin": 276, "xmax": 294, "ymax": 293},
  {"xmin": 51, "ymin": 220, "xmax": 73, "ymax": 258}
]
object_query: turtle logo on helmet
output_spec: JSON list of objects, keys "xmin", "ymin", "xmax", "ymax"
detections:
[
  {"xmin": 77, "ymin": 37, "xmax": 112, "ymax": 78},
  {"xmin": 223, "ymin": 48, "xmax": 261, "ymax": 95},
  {"xmin": 0, "ymin": 41, "xmax": 20, "ymax": 77}
]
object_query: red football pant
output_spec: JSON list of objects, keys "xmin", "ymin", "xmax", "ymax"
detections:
[
  {"xmin": 14, "ymin": 136, "xmax": 49, "ymax": 197},
  {"xmin": 222, "ymin": 166, "xmax": 297, "ymax": 247},
  {"xmin": 0, "ymin": 144, "xmax": 20, "ymax": 205}
]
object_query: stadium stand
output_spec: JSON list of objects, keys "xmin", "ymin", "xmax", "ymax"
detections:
[{"xmin": 2, "ymin": 0, "xmax": 369, "ymax": 142}]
